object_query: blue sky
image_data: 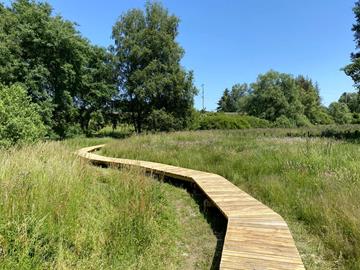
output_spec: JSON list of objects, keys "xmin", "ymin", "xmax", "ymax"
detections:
[{"xmin": 6, "ymin": 0, "xmax": 357, "ymax": 111}]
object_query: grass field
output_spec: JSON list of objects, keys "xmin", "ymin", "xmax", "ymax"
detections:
[
  {"xmin": 101, "ymin": 129, "xmax": 360, "ymax": 269},
  {"xmin": 0, "ymin": 140, "xmax": 217, "ymax": 269}
]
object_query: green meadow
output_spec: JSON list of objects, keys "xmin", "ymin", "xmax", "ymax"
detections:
[
  {"xmin": 0, "ymin": 140, "xmax": 217, "ymax": 270},
  {"xmin": 101, "ymin": 130, "xmax": 360, "ymax": 269}
]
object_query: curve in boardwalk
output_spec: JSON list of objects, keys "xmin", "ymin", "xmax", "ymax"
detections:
[{"xmin": 77, "ymin": 145, "xmax": 305, "ymax": 270}]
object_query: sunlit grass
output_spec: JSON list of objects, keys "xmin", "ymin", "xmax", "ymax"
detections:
[
  {"xmin": 102, "ymin": 130, "xmax": 360, "ymax": 269},
  {"xmin": 0, "ymin": 141, "xmax": 216, "ymax": 269}
]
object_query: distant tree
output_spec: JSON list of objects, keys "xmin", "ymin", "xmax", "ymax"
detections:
[
  {"xmin": 217, "ymin": 89, "xmax": 234, "ymax": 112},
  {"xmin": 328, "ymin": 102, "xmax": 352, "ymax": 124},
  {"xmin": 338, "ymin": 92, "xmax": 360, "ymax": 113},
  {"xmin": 217, "ymin": 83, "xmax": 250, "ymax": 112},
  {"xmin": 111, "ymin": 2, "xmax": 197, "ymax": 133},
  {"xmin": 246, "ymin": 70, "xmax": 304, "ymax": 122},
  {"xmin": 0, "ymin": 84, "xmax": 45, "ymax": 147}
]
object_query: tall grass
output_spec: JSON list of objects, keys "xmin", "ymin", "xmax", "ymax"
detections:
[
  {"xmin": 0, "ymin": 142, "xmax": 190, "ymax": 269},
  {"xmin": 103, "ymin": 130, "xmax": 360, "ymax": 269}
]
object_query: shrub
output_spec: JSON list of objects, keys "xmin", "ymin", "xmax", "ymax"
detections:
[
  {"xmin": 145, "ymin": 109, "xmax": 181, "ymax": 132},
  {"xmin": 295, "ymin": 114, "xmax": 312, "ymax": 127},
  {"xmin": 196, "ymin": 113, "xmax": 270, "ymax": 130},
  {"xmin": 310, "ymin": 109, "xmax": 334, "ymax": 125},
  {"xmin": 273, "ymin": 115, "xmax": 295, "ymax": 128},
  {"xmin": 328, "ymin": 102, "xmax": 352, "ymax": 124},
  {"xmin": 0, "ymin": 84, "xmax": 45, "ymax": 147}
]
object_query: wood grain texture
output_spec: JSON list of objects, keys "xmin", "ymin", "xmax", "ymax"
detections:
[{"xmin": 77, "ymin": 145, "xmax": 305, "ymax": 270}]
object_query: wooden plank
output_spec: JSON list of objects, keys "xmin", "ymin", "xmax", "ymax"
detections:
[{"xmin": 77, "ymin": 145, "xmax": 305, "ymax": 270}]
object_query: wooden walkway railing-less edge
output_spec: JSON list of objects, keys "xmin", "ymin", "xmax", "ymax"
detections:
[{"xmin": 77, "ymin": 145, "xmax": 305, "ymax": 270}]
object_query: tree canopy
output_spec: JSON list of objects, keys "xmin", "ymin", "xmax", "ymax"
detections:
[
  {"xmin": 0, "ymin": 0, "xmax": 116, "ymax": 138},
  {"xmin": 111, "ymin": 1, "xmax": 197, "ymax": 132},
  {"xmin": 344, "ymin": 0, "xmax": 360, "ymax": 92},
  {"xmin": 217, "ymin": 70, "xmax": 333, "ymax": 126}
]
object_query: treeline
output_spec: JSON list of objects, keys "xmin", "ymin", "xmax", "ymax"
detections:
[
  {"xmin": 217, "ymin": 70, "xmax": 360, "ymax": 127},
  {"xmin": 0, "ymin": 0, "xmax": 196, "ymax": 146},
  {"xmin": 2, "ymin": 0, "xmax": 360, "ymax": 147}
]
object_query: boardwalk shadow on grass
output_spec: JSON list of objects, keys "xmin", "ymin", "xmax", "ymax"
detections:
[{"xmin": 161, "ymin": 175, "xmax": 227, "ymax": 270}]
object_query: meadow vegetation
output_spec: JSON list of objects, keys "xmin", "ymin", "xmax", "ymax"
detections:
[
  {"xmin": 102, "ymin": 130, "xmax": 360, "ymax": 269},
  {"xmin": 0, "ymin": 141, "xmax": 217, "ymax": 269}
]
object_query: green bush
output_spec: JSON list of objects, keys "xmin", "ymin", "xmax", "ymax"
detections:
[
  {"xmin": 273, "ymin": 115, "xmax": 295, "ymax": 128},
  {"xmin": 310, "ymin": 109, "xmax": 334, "ymax": 125},
  {"xmin": 197, "ymin": 113, "xmax": 270, "ymax": 130},
  {"xmin": 0, "ymin": 84, "xmax": 45, "ymax": 147},
  {"xmin": 329, "ymin": 102, "xmax": 352, "ymax": 124},
  {"xmin": 145, "ymin": 109, "xmax": 181, "ymax": 132},
  {"xmin": 295, "ymin": 114, "xmax": 312, "ymax": 127}
]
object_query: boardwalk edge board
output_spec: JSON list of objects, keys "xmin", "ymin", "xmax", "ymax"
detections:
[{"xmin": 77, "ymin": 144, "xmax": 305, "ymax": 270}]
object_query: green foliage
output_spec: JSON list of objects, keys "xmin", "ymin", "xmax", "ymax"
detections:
[
  {"xmin": 247, "ymin": 71, "xmax": 304, "ymax": 121},
  {"xmin": 309, "ymin": 106, "xmax": 335, "ymax": 125},
  {"xmin": 273, "ymin": 115, "xmax": 295, "ymax": 128},
  {"xmin": 87, "ymin": 111, "xmax": 106, "ymax": 134},
  {"xmin": 0, "ymin": 0, "xmax": 116, "ymax": 138},
  {"xmin": 294, "ymin": 114, "xmax": 312, "ymax": 127},
  {"xmin": 328, "ymin": 102, "xmax": 353, "ymax": 124},
  {"xmin": 0, "ymin": 84, "xmax": 45, "ymax": 147},
  {"xmin": 338, "ymin": 92, "xmax": 360, "ymax": 113},
  {"xmin": 112, "ymin": 1, "xmax": 197, "ymax": 133},
  {"xmin": 145, "ymin": 109, "xmax": 181, "ymax": 132},
  {"xmin": 217, "ymin": 71, "xmax": 332, "ymax": 126},
  {"xmin": 344, "ymin": 1, "xmax": 360, "ymax": 93},
  {"xmin": 217, "ymin": 83, "xmax": 250, "ymax": 112},
  {"xmin": 197, "ymin": 113, "xmax": 270, "ymax": 130}
]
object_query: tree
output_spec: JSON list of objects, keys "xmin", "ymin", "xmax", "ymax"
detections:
[
  {"xmin": 111, "ymin": 1, "xmax": 197, "ymax": 133},
  {"xmin": 0, "ymin": 0, "xmax": 116, "ymax": 138},
  {"xmin": 344, "ymin": 0, "xmax": 360, "ymax": 124},
  {"xmin": 0, "ymin": 84, "xmax": 45, "ymax": 147},
  {"xmin": 246, "ymin": 70, "xmax": 304, "ymax": 122},
  {"xmin": 328, "ymin": 102, "xmax": 352, "ymax": 124},
  {"xmin": 217, "ymin": 83, "xmax": 251, "ymax": 112},
  {"xmin": 217, "ymin": 89, "xmax": 233, "ymax": 112},
  {"xmin": 344, "ymin": 1, "xmax": 360, "ymax": 94},
  {"xmin": 338, "ymin": 92, "xmax": 360, "ymax": 113}
]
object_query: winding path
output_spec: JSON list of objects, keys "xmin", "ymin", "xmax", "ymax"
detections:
[{"xmin": 77, "ymin": 145, "xmax": 305, "ymax": 270}]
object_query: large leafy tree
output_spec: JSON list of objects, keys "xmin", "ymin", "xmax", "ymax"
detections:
[
  {"xmin": 112, "ymin": 1, "xmax": 197, "ymax": 133},
  {"xmin": 0, "ymin": 0, "xmax": 116, "ymax": 137},
  {"xmin": 344, "ymin": 1, "xmax": 360, "ymax": 93},
  {"xmin": 246, "ymin": 70, "xmax": 304, "ymax": 122}
]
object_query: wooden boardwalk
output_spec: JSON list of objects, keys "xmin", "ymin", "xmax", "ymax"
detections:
[{"xmin": 77, "ymin": 145, "xmax": 305, "ymax": 270}]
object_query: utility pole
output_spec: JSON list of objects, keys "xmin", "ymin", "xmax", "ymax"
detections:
[{"xmin": 201, "ymin": 84, "xmax": 205, "ymax": 111}]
